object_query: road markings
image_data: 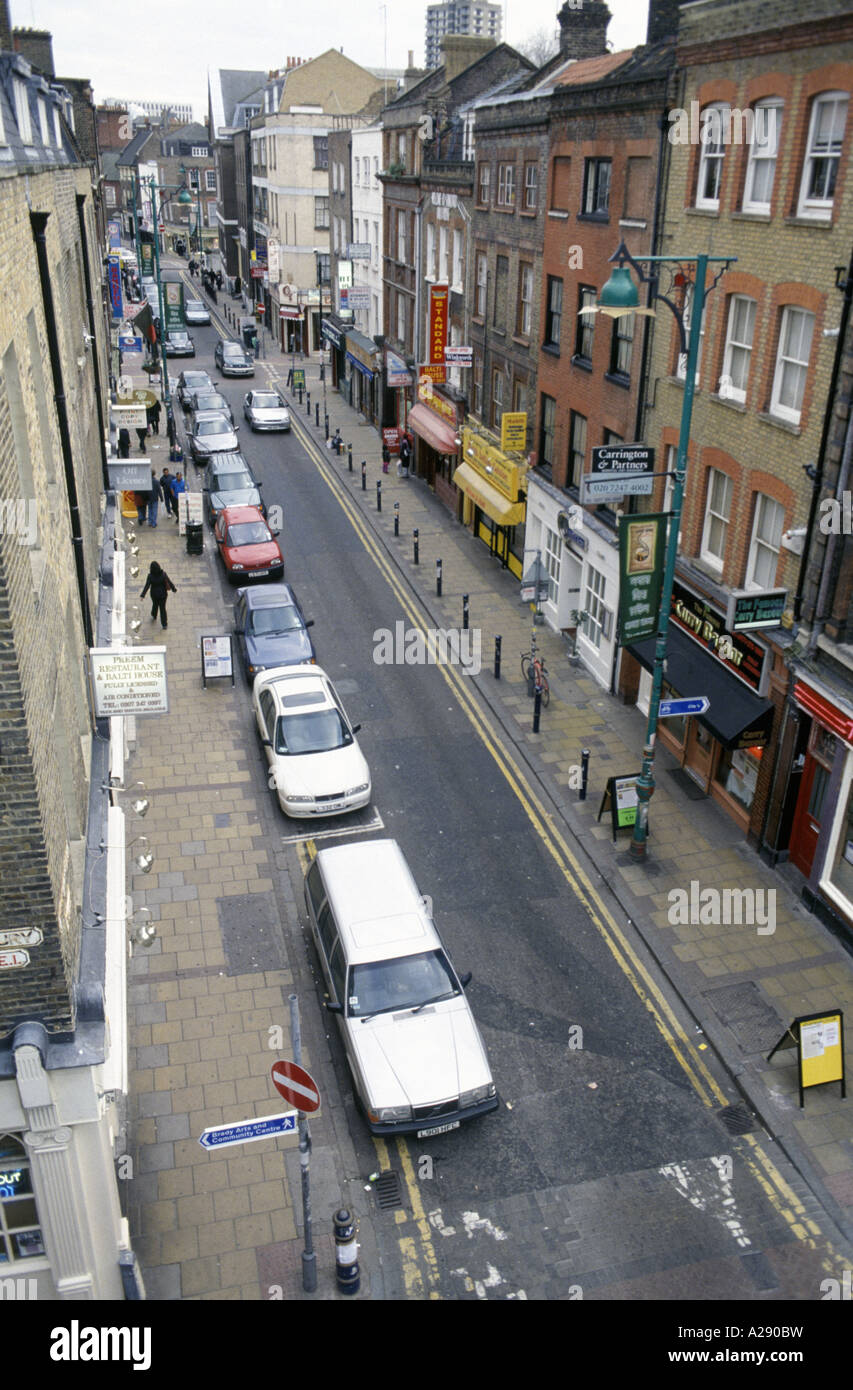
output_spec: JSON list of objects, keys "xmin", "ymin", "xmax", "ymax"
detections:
[
  {"xmin": 279, "ymin": 807, "xmax": 384, "ymax": 846},
  {"xmin": 288, "ymin": 410, "xmax": 851, "ymax": 1283}
]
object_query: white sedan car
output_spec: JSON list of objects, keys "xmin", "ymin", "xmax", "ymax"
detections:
[
  {"xmin": 243, "ymin": 390, "xmax": 291, "ymax": 432},
  {"xmin": 253, "ymin": 665, "xmax": 371, "ymax": 817},
  {"xmin": 185, "ymin": 297, "xmax": 211, "ymax": 325}
]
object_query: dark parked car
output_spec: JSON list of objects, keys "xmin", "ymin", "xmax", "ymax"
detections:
[
  {"xmin": 176, "ymin": 370, "xmax": 214, "ymax": 409},
  {"xmin": 204, "ymin": 454, "xmax": 264, "ymax": 526},
  {"xmin": 189, "ymin": 390, "xmax": 234, "ymax": 424},
  {"xmin": 233, "ymin": 583, "xmax": 315, "ymax": 682},
  {"xmin": 215, "ymin": 338, "xmax": 254, "ymax": 377},
  {"xmin": 188, "ymin": 412, "xmax": 241, "ymax": 463},
  {"xmin": 164, "ymin": 330, "xmax": 195, "ymax": 357}
]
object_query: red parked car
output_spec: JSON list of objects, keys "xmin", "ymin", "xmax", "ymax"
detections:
[{"xmin": 213, "ymin": 505, "xmax": 283, "ymax": 583}]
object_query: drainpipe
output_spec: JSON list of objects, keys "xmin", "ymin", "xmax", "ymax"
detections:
[
  {"xmin": 793, "ymin": 243, "xmax": 853, "ymax": 622},
  {"xmin": 806, "ymin": 399, "xmax": 853, "ymax": 656},
  {"xmin": 76, "ymin": 194, "xmax": 111, "ymax": 489},
  {"xmin": 30, "ymin": 210, "xmax": 94, "ymax": 649}
]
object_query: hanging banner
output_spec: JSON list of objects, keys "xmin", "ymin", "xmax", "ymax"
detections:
[
  {"xmin": 163, "ymin": 280, "xmax": 184, "ymax": 333},
  {"xmin": 618, "ymin": 514, "xmax": 667, "ymax": 645},
  {"xmin": 427, "ymin": 282, "xmax": 448, "ymax": 385},
  {"xmin": 107, "ymin": 255, "xmax": 123, "ymax": 321},
  {"xmin": 139, "ymin": 241, "xmax": 154, "ymax": 279}
]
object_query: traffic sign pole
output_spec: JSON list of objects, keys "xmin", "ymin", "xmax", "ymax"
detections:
[{"xmin": 289, "ymin": 996, "xmax": 317, "ymax": 1293}]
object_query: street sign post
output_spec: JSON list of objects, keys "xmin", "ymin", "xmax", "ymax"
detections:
[
  {"xmin": 198, "ymin": 1113, "xmax": 298, "ymax": 1150},
  {"xmin": 658, "ymin": 696, "xmax": 710, "ymax": 719}
]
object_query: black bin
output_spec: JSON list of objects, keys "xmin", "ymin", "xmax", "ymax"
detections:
[
  {"xmin": 186, "ymin": 521, "xmax": 203, "ymax": 555},
  {"xmin": 241, "ymin": 324, "xmax": 257, "ymax": 350}
]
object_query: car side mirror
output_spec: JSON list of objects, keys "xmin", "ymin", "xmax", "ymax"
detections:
[
  {"xmin": 234, "ymin": 424, "xmax": 240, "ymax": 430},
  {"xmin": 305, "ymin": 619, "xmax": 314, "ymax": 629},
  {"xmin": 261, "ymin": 737, "xmax": 272, "ymax": 748},
  {"xmin": 351, "ymin": 723, "xmax": 362, "ymax": 735},
  {"xmin": 459, "ymin": 971, "xmax": 472, "ymax": 989},
  {"xmin": 324, "ymin": 1000, "xmax": 343, "ymax": 1014}
]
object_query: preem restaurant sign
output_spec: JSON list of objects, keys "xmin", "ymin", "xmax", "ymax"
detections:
[{"xmin": 89, "ymin": 647, "xmax": 168, "ymax": 717}]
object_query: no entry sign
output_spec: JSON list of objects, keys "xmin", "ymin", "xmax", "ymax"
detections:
[{"xmin": 271, "ymin": 1059, "xmax": 321, "ymax": 1113}]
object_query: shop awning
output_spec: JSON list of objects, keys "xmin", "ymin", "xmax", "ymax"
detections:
[
  {"xmin": 408, "ymin": 403, "xmax": 459, "ymax": 456},
  {"xmin": 627, "ymin": 626, "xmax": 775, "ymax": 749},
  {"xmin": 345, "ymin": 328, "xmax": 380, "ymax": 378},
  {"xmin": 452, "ymin": 461, "xmax": 526, "ymax": 526}
]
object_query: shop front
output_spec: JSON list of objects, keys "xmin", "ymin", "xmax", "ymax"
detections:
[
  {"xmin": 626, "ymin": 580, "xmax": 776, "ymax": 834},
  {"xmin": 786, "ymin": 677, "xmax": 853, "ymax": 943},
  {"xmin": 452, "ymin": 428, "xmax": 527, "ymax": 578},
  {"xmin": 321, "ymin": 316, "xmax": 346, "ymax": 391},
  {"xmin": 384, "ymin": 347, "xmax": 413, "ymax": 436},
  {"xmin": 407, "ymin": 386, "xmax": 461, "ymax": 514},
  {"xmin": 345, "ymin": 329, "xmax": 381, "ymax": 425}
]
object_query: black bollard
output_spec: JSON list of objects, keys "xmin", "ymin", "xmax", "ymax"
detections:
[
  {"xmin": 306, "ymin": 392, "xmax": 311, "ymax": 417},
  {"xmin": 297, "ymin": 386, "xmax": 303, "ymax": 406},
  {"xmin": 413, "ymin": 528, "xmax": 419, "ymax": 565},
  {"xmin": 325, "ymin": 413, "xmax": 330, "ymax": 441},
  {"xmin": 580, "ymin": 749, "xmax": 590, "ymax": 801},
  {"xmin": 315, "ymin": 401, "xmax": 320, "ymax": 428},
  {"xmin": 377, "ymin": 480, "xmax": 382, "ymax": 510},
  {"xmin": 361, "ymin": 461, "xmax": 367, "ymax": 491},
  {"xmin": 462, "ymin": 594, "xmax": 469, "ymax": 631},
  {"xmin": 436, "ymin": 558, "xmax": 442, "ymax": 597},
  {"xmin": 533, "ymin": 684, "xmax": 542, "ymax": 734},
  {"xmin": 494, "ymin": 635, "xmax": 502, "ymax": 680},
  {"xmin": 394, "ymin": 501, "xmax": 399, "ymax": 537},
  {"xmin": 347, "ymin": 443, "xmax": 352, "ymax": 471},
  {"xmin": 334, "ymin": 1209, "xmax": 360, "ymax": 1296}
]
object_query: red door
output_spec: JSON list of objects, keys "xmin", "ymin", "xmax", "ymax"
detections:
[{"xmin": 789, "ymin": 753, "xmax": 830, "ymax": 877}]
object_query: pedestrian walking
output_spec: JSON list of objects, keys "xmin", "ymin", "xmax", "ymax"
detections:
[
  {"xmin": 382, "ymin": 442, "xmax": 390, "ymax": 474},
  {"xmin": 148, "ymin": 399, "xmax": 162, "ymax": 435},
  {"xmin": 216, "ymin": 271, "xmax": 223, "ymax": 291},
  {"xmin": 147, "ymin": 470, "xmax": 163, "ymax": 527},
  {"xmin": 171, "ymin": 470, "xmax": 187, "ymax": 522},
  {"xmin": 136, "ymin": 424, "xmax": 148, "ymax": 454},
  {"xmin": 166, "ymin": 409, "xmax": 177, "ymax": 449},
  {"xmin": 117, "ymin": 427, "xmax": 131, "ymax": 459},
  {"xmin": 134, "ymin": 488, "xmax": 150, "ymax": 526},
  {"xmin": 160, "ymin": 468, "xmax": 175, "ymax": 516},
  {"xmin": 398, "ymin": 433, "xmax": 411, "ymax": 477},
  {"xmin": 140, "ymin": 560, "xmax": 177, "ymax": 629}
]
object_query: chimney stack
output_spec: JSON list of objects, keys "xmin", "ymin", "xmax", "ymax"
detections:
[
  {"xmin": 557, "ymin": 0, "xmax": 611, "ymax": 61},
  {"xmin": 646, "ymin": 0, "xmax": 683, "ymax": 46},
  {"xmin": 0, "ymin": 0, "xmax": 12, "ymax": 53},
  {"xmin": 12, "ymin": 25, "xmax": 55, "ymax": 77}
]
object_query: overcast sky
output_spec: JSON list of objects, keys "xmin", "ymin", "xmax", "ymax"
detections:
[{"xmin": 12, "ymin": 0, "xmax": 648, "ymax": 119}]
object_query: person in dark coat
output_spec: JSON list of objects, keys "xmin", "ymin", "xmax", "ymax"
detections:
[
  {"xmin": 148, "ymin": 399, "xmax": 162, "ymax": 435},
  {"xmin": 398, "ymin": 433, "xmax": 411, "ymax": 477},
  {"xmin": 147, "ymin": 470, "xmax": 163, "ymax": 527},
  {"xmin": 216, "ymin": 271, "xmax": 223, "ymax": 291},
  {"xmin": 170, "ymin": 471, "xmax": 187, "ymax": 522},
  {"xmin": 136, "ymin": 424, "xmax": 148, "ymax": 454},
  {"xmin": 140, "ymin": 561, "xmax": 177, "ymax": 629},
  {"xmin": 166, "ymin": 409, "xmax": 177, "ymax": 448},
  {"xmin": 117, "ymin": 428, "xmax": 131, "ymax": 459},
  {"xmin": 160, "ymin": 468, "xmax": 175, "ymax": 516},
  {"xmin": 134, "ymin": 488, "xmax": 150, "ymax": 525}
]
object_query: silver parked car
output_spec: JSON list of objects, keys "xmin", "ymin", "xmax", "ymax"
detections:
[
  {"xmin": 303, "ymin": 839, "xmax": 498, "ymax": 1136},
  {"xmin": 188, "ymin": 411, "xmax": 240, "ymax": 463},
  {"xmin": 243, "ymin": 390, "xmax": 291, "ymax": 432},
  {"xmin": 184, "ymin": 297, "xmax": 211, "ymax": 325}
]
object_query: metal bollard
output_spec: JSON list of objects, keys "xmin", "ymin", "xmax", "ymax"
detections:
[
  {"xmin": 413, "ymin": 528, "xmax": 419, "ymax": 565},
  {"xmin": 333, "ymin": 1209, "xmax": 360, "ymax": 1296},
  {"xmin": 580, "ymin": 749, "xmax": 590, "ymax": 801},
  {"xmin": 297, "ymin": 387, "xmax": 303, "ymax": 406},
  {"xmin": 462, "ymin": 594, "xmax": 469, "ymax": 631},
  {"xmin": 315, "ymin": 401, "xmax": 320, "ymax": 428},
  {"xmin": 306, "ymin": 392, "xmax": 311, "ymax": 417},
  {"xmin": 376, "ymin": 479, "xmax": 382, "ymax": 511},
  {"xmin": 533, "ymin": 684, "xmax": 542, "ymax": 734},
  {"xmin": 394, "ymin": 501, "xmax": 399, "ymax": 537},
  {"xmin": 361, "ymin": 461, "xmax": 367, "ymax": 491},
  {"xmin": 325, "ymin": 413, "xmax": 330, "ymax": 441},
  {"xmin": 494, "ymin": 635, "xmax": 502, "ymax": 680},
  {"xmin": 436, "ymin": 558, "xmax": 442, "ymax": 597},
  {"xmin": 347, "ymin": 443, "xmax": 352, "ymax": 471}
]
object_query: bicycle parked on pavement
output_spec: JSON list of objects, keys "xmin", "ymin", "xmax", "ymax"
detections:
[{"xmin": 520, "ymin": 650, "xmax": 550, "ymax": 706}]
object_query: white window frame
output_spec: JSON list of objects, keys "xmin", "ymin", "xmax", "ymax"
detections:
[
  {"xmin": 396, "ymin": 291, "xmax": 407, "ymax": 344},
  {"xmin": 475, "ymin": 252, "xmax": 487, "ymax": 318},
  {"xmin": 425, "ymin": 222, "xmax": 436, "ymax": 280},
  {"xmin": 798, "ymin": 92, "xmax": 848, "ymax": 219},
  {"xmin": 452, "ymin": 228, "xmax": 463, "ymax": 291},
  {"xmin": 492, "ymin": 367, "xmax": 503, "ymax": 429},
  {"xmin": 720, "ymin": 294, "xmax": 757, "ymax": 403},
  {"xmin": 497, "ymin": 162, "xmax": 515, "ymax": 208},
  {"xmin": 743, "ymin": 100, "xmax": 782, "ymax": 212},
  {"xmin": 518, "ymin": 262, "xmax": 533, "ymax": 337},
  {"xmin": 438, "ymin": 225, "xmax": 448, "ymax": 283},
  {"xmin": 746, "ymin": 493, "xmax": 785, "ymax": 590},
  {"xmin": 696, "ymin": 104, "xmax": 729, "ymax": 210},
  {"xmin": 581, "ymin": 563, "xmax": 611, "ymax": 651},
  {"xmin": 770, "ymin": 305, "xmax": 814, "ymax": 424},
  {"xmin": 14, "ymin": 80, "xmax": 33, "ymax": 146},
  {"xmin": 543, "ymin": 526, "xmax": 561, "ymax": 605},
  {"xmin": 700, "ymin": 467, "xmax": 733, "ymax": 571},
  {"xmin": 205, "ymin": 168, "xmax": 216, "ymax": 192},
  {"xmin": 523, "ymin": 162, "xmax": 538, "ymax": 211}
]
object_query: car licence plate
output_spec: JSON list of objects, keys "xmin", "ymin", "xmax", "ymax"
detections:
[
  {"xmin": 416, "ymin": 1120, "xmax": 460, "ymax": 1138},
  {"xmin": 252, "ymin": 569, "xmax": 268, "ymax": 576}
]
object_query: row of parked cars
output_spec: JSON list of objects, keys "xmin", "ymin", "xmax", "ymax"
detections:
[{"xmin": 177, "ymin": 360, "xmax": 499, "ymax": 1141}]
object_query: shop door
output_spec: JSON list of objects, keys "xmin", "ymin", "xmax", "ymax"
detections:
[
  {"xmin": 683, "ymin": 719, "xmax": 714, "ymax": 790},
  {"xmin": 789, "ymin": 755, "xmax": 830, "ymax": 877}
]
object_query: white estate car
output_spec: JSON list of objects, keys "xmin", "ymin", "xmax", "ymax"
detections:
[
  {"xmin": 253, "ymin": 664, "xmax": 370, "ymax": 817},
  {"xmin": 304, "ymin": 839, "xmax": 499, "ymax": 1136}
]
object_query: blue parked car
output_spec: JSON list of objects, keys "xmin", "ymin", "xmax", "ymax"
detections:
[{"xmin": 233, "ymin": 584, "xmax": 316, "ymax": 683}]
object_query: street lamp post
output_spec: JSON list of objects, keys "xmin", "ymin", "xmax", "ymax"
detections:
[
  {"xmin": 585, "ymin": 242, "xmax": 734, "ymax": 861},
  {"xmin": 147, "ymin": 176, "xmax": 193, "ymax": 410},
  {"xmin": 315, "ymin": 250, "xmax": 328, "ymax": 433}
]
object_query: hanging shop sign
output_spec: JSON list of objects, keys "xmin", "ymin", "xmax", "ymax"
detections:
[
  {"xmin": 445, "ymin": 345, "xmax": 473, "ymax": 366},
  {"xmin": 107, "ymin": 255, "xmax": 123, "ymax": 321},
  {"xmin": 461, "ymin": 428, "xmax": 523, "ymax": 500},
  {"xmin": 427, "ymin": 283, "xmax": 449, "ymax": 385},
  {"xmin": 617, "ymin": 514, "xmax": 667, "ymax": 645},
  {"xmin": 346, "ymin": 286, "xmax": 370, "ymax": 312},
  {"xmin": 726, "ymin": 588, "xmax": 788, "ymax": 632},
  {"xmin": 347, "ymin": 243, "xmax": 371, "ymax": 259},
  {"xmin": 500, "ymin": 412, "xmax": 527, "ymax": 453},
  {"xmin": 139, "ymin": 241, "xmax": 154, "ymax": 278},
  {"xmin": 89, "ymin": 646, "xmax": 168, "ymax": 718},
  {"xmin": 163, "ymin": 279, "xmax": 184, "ymax": 333},
  {"xmin": 108, "ymin": 219, "xmax": 122, "ymax": 249},
  {"xmin": 386, "ymin": 348, "xmax": 412, "ymax": 388}
]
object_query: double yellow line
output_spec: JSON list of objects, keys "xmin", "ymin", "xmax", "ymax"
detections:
[{"xmin": 289, "ymin": 419, "xmax": 847, "ymax": 1291}]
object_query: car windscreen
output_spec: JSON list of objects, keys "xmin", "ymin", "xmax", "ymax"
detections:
[
  {"xmin": 249, "ymin": 604, "xmax": 302, "ymax": 635},
  {"xmin": 213, "ymin": 473, "xmax": 254, "ymax": 492},
  {"xmin": 226, "ymin": 521, "xmax": 270, "ymax": 547},
  {"xmin": 183, "ymin": 374, "xmax": 209, "ymax": 388},
  {"xmin": 274, "ymin": 707, "xmax": 350, "ymax": 756},
  {"xmin": 347, "ymin": 950, "xmax": 458, "ymax": 1019},
  {"xmin": 186, "ymin": 301, "xmax": 203, "ymax": 310},
  {"xmin": 195, "ymin": 395, "xmax": 227, "ymax": 411},
  {"xmin": 198, "ymin": 419, "xmax": 232, "ymax": 435},
  {"xmin": 222, "ymin": 344, "xmax": 244, "ymax": 356},
  {"xmin": 170, "ymin": 334, "xmax": 190, "ymax": 343},
  {"xmin": 252, "ymin": 394, "xmax": 284, "ymax": 409}
]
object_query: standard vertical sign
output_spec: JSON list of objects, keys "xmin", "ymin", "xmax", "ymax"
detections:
[
  {"xmin": 618, "ymin": 514, "xmax": 667, "ymax": 644},
  {"xmin": 424, "ymin": 283, "xmax": 448, "ymax": 384}
]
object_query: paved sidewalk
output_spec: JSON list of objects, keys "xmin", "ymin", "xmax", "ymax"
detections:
[{"xmin": 258, "ymin": 333, "xmax": 853, "ymax": 1246}]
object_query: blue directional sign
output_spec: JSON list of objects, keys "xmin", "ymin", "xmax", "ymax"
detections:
[
  {"xmin": 198, "ymin": 1112, "xmax": 297, "ymax": 1150},
  {"xmin": 659, "ymin": 696, "xmax": 710, "ymax": 719}
]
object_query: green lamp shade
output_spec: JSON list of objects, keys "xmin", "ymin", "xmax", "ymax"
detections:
[
  {"xmin": 177, "ymin": 189, "xmax": 193, "ymax": 205},
  {"xmin": 599, "ymin": 265, "xmax": 639, "ymax": 311}
]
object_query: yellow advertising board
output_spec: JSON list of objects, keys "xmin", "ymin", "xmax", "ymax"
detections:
[
  {"xmin": 767, "ymin": 1010, "xmax": 845, "ymax": 1107},
  {"xmin": 500, "ymin": 411, "xmax": 527, "ymax": 453},
  {"xmin": 461, "ymin": 427, "xmax": 522, "ymax": 500}
]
